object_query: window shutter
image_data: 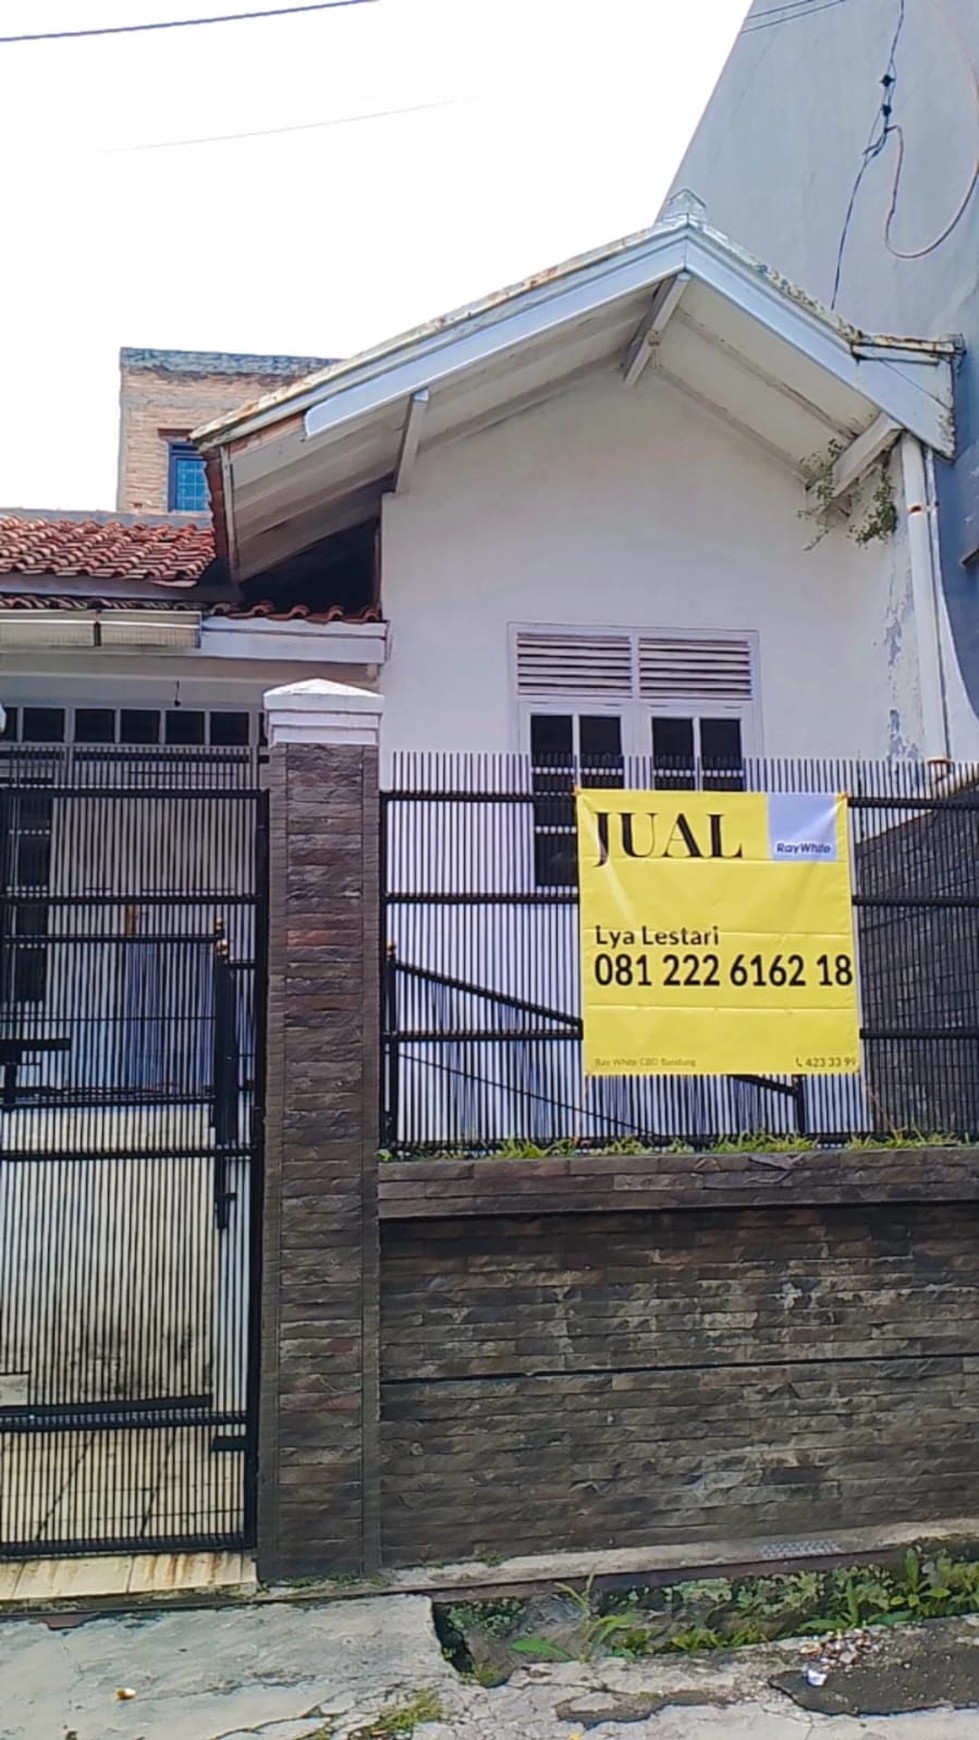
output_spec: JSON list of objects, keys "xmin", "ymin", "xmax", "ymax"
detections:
[
  {"xmin": 638, "ymin": 636, "xmax": 753, "ymax": 702},
  {"xmin": 515, "ymin": 631, "xmax": 633, "ymax": 698}
]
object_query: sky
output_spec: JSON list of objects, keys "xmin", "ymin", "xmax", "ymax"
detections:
[{"xmin": 0, "ymin": 0, "xmax": 748, "ymax": 512}]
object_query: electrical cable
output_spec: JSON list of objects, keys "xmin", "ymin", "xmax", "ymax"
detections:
[
  {"xmin": 880, "ymin": 0, "xmax": 979, "ymax": 259},
  {"xmin": 830, "ymin": 0, "xmax": 906, "ymax": 305},
  {"xmin": 0, "ymin": 0, "xmax": 375, "ymax": 47},
  {"xmin": 882, "ymin": 123, "xmax": 979, "ymax": 257},
  {"xmin": 101, "ymin": 97, "xmax": 453, "ymax": 152}
]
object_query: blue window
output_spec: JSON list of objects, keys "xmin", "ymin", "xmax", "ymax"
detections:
[{"xmin": 167, "ymin": 441, "xmax": 209, "ymax": 514}]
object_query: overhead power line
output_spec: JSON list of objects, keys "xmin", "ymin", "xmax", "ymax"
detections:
[
  {"xmin": 102, "ymin": 97, "xmax": 454, "ymax": 152},
  {"xmin": 0, "ymin": 0, "xmax": 376, "ymax": 47}
]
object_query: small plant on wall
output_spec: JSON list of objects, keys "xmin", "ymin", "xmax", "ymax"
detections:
[{"xmin": 800, "ymin": 440, "xmax": 898, "ymax": 549}]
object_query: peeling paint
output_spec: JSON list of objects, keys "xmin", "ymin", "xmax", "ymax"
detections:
[
  {"xmin": 888, "ymin": 708, "xmax": 918, "ymax": 759},
  {"xmin": 884, "ymin": 607, "xmax": 903, "ymax": 666}
]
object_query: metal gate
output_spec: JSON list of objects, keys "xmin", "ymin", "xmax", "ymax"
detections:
[{"xmin": 0, "ymin": 742, "xmax": 267, "ymax": 1559}]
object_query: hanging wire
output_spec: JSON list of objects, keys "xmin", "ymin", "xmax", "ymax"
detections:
[
  {"xmin": 831, "ymin": 0, "xmax": 979, "ymax": 301},
  {"xmin": 880, "ymin": 0, "xmax": 979, "ymax": 259},
  {"xmin": 0, "ymin": 1, "xmax": 376, "ymax": 45},
  {"xmin": 830, "ymin": 0, "xmax": 906, "ymax": 307},
  {"xmin": 100, "ymin": 98, "xmax": 453, "ymax": 154}
]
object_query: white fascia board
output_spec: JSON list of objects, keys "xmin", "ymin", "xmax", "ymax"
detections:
[
  {"xmin": 303, "ymin": 235, "xmax": 690, "ymax": 444},
  {"xmin": 201, "ymin": 618, "xmax": 388, "ymax": 665},
  {"xmin": 688, "ymin": 232, "xmax": 955, "ymax": 457}
]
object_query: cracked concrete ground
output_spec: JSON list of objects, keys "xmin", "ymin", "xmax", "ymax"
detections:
[{"xmin": 4, "ymin": 1596, "xmax": 979, "ymax": 1740}]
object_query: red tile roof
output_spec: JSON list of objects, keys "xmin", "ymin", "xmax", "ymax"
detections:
[
  {"xmin": 0, "ymin": 516, "xmax": 213, "ymax": 585},
  {"xmin": 0, "ymin": 514, "xmax": 382, "ymax": 625},
  {"xmin": 210, "ymin": 600, "xmax": 381, "ymax": 623},
  {"xmin": 0, "ymin": 594, "xmax": 381, "ymax": 624}
]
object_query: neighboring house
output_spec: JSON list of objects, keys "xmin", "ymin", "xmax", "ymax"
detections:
[
  {"xmin": 668, "ymin": 0, "xmax": 979, "ymax": 735},
  {"xmin": 195, "ymin": 209, "xmax": 962, "ymax": 767},
  {"xmin": 0, "ymin": 350, "xmax": 385, "ymax": 742},
  {"xmin": 0, "ymin": 350, "xmax": 385, "ymax": 1105},
  {"xmin": 0, "ymin": 510, "xmax": 384, "ymax": 745},
  {"xmin": 117, "ymin": 347, "xmax": 332, "ymax": 514}
]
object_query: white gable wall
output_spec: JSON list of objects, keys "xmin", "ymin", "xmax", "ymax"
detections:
[{"xmin": 380, "ymin": 365, "xmax": 925, "ymax": 764}]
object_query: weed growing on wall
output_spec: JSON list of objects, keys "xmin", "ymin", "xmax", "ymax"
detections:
[{"xmin": 799, "ymin": 441, "xmax": 898, "ymax": 549}]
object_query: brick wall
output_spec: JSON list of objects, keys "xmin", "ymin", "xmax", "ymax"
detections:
[
  {"xmin": 117, "ymin": 349, "xmax": 330, "ymax": 513},
  {"xmin": 377, "ymin": 1155, "xmax": 979, "ymax": 1567},
  {"xmin": 259, "ymin": 737, "xmax": 380, "ymax": 1580}
]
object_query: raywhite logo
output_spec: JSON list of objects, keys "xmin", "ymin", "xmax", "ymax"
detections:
[{"xmin": 767, "ymin": 794, "xmax": 839, "ymax": 863}]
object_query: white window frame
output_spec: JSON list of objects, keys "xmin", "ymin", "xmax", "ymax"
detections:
[{"xmin": 509, "ymin": 622, "xmax": 763, "ymax": 762}]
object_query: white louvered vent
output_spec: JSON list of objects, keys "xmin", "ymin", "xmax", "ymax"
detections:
[
  {"xmin": 638, "ymin": 636, "xmax": 753, "ymax": 702},
  {"xmin": 515, "ymin": 631, "xmax": 634, "ymax": 697}
]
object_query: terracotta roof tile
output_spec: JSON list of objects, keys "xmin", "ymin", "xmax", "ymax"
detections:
[
  {"xmin": 0, "ymin": 516, "xmax": 213, "ymax": 585},
  {"xmin": 0, "ymin": 515, "xmax": 382, "ymax": 626},
  {"xmin": 208, "ymin": 600, "xmax": 381, "ymax": 624}
]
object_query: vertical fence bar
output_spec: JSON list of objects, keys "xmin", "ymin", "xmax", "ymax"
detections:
[
  {"xmin": 0, "ymin": 741, "xmax": 263, "ymax": 1562},
  {"xmin": 378, "ymin": 754, "xmax": 979, "ymax": 1154},
  {"xmin": 383, "ymin": 944, "xmax": 401, "ymax": 1154}
]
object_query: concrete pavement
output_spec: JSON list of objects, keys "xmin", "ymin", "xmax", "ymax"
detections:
[{"xmin": 3, "ymin": 1592, "xmax": 979, "ymax": 1740}]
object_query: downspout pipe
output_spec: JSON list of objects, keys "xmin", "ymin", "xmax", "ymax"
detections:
[{"xmin": 900, "ymin": 432, "xmax": 949, "ymax": 760}]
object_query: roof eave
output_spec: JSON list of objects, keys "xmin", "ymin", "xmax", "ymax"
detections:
[
  {"xmin": 192, "ymin": 216, "xmax": 695, "ymax": 451},
  {"xmin": 203, "ymin": 216, "xmax": 958, "ymax": 581},
  {"xmin": 685, "ymin": 226, "xmax": 955, "ymax": 458},
  {"xmin": 194, "ymin": 215, "xmax": 957, "ymax": 457}
]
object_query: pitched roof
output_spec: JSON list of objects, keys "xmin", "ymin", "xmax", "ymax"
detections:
[
  {"xmin": 193, "ymin": 211, "xmax": 958, "ymax": 584},
  {"xmin": 0, "ymin": 515, "xmax": 213, "ymax": 586},
  {"xmin": 0, "ymin": 513, "xmax": 381, "ymax": 625}
]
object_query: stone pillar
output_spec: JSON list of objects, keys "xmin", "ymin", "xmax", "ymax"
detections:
[{"xmin": 258, "ymin": 678, "xmax": 383, "ymax": 1581}]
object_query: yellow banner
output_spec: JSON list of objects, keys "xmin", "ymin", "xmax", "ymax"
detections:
[{"xmin": 577, "ymin": 789, "xmax": 860, "ymax": 1077}]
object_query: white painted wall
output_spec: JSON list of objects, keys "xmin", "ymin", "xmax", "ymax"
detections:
[
  {"xmin": 669, "ymin": 0, "xmax": 979, "ymax": 742},
  {"xmin": 381, "ymin": 365, "xmax": 925, "ymax": 764}
]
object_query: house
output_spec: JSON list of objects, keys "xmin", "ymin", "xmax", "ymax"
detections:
[
  {"xmin": 1, "ymin": 235, "xmax": 973, "ymax": 1575},
  {"xmin": 193, "ymin": 209, "xmax": 970, "ymax": 1148},
  {"xmin": 668, "ymin": 0, "xmax": 979, "ymax": 730},
  {"xmin": 0, "ymin": 217, "xmax": 966, "ymax": 1136},
  {"xmin": 0, "ymin": 349, "xmax": 386, "ymax": 751}
]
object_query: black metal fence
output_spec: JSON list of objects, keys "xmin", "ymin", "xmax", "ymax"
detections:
[
  {"xmin": 0, "ymin": 743, "xmax": 267, "ymax": 1559},
  {"xmin": 381, "ymin": 753, "xmax": 979, "ymax": 1153}
]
